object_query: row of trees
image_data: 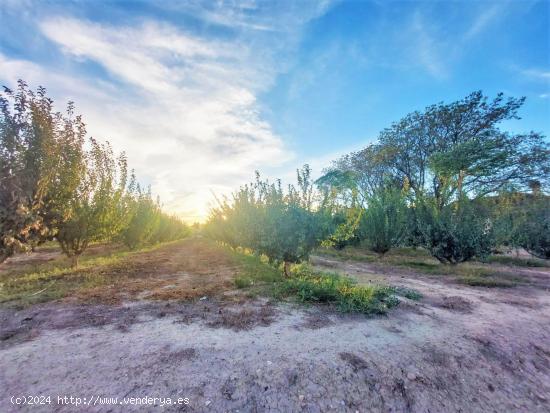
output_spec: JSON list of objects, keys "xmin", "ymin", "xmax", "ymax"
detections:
[
  {"xmin": 206, "ymin": 92, "xmax": 550, "ymax": 272},
  {"xmin": 206, "ymin": 167, "xmax": 329, "ymax": 276},
  {"xmin": 1, "ymin": 81, "xmax": 189, "ymax": 267}
]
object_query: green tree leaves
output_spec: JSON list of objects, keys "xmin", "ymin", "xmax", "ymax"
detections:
[
  {"xmin": 1, "ymin": 81, "xmax": 189, "ymax": 266},
  {"xmin": 318, "ymin": 91, "xmax": 549, "ymax": 262},
  {"xmin": 360, "ymin": 188, "xmax": 407, "ymax": 256},
  {"xmin": 206, "ymin": 165, "xmax": 329, "ymax": 275}
]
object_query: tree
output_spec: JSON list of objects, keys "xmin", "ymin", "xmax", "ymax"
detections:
[
  {"xmin": 360, "ymin": 187, "xmax": 407, "ymax": 256},
  {"xmin": 321, "ymin": 207, "xmax": 363, "ymax": 250},
  {"xmin": 121, "ymin": 187, "xmax": 160, "ymax": 249},
  {"xmin": 378, "ymin": 92, "xmax": 549, "ymax": 207},
  {"xmin": 206, "ymin": 165, "xmax": 329, "ymax": 276},
  {"xmin": 318, "ymin": 144, "xmax": 397, "ymax": 207},
  {"xmin": 150, "ymin": 213, "xmax": 190, "ymax": 244},
  {"xmin": 321, "ymin": 92, "xmax": 548, "ymax": 263},
  {"xmin": 57, "ymin": 139, "xmax": 128, "ymax": 267},
  {"xmin": 0, "ymin": 81, "xmax": 86, "ymax": 262}
]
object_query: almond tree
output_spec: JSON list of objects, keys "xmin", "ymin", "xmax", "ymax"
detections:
[{"xmin": 57, "ymin": 139, "xmax": 128, "ymax": 267}]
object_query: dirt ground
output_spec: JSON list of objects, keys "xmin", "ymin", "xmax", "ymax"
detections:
[{"xmin": 1, "ymin": 242, "xmax": 550, "ymax": 412}]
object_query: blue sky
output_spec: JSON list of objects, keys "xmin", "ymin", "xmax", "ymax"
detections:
[{"xmin": 1, "ymin": 0, "xmax": 549, "ymax": 220}]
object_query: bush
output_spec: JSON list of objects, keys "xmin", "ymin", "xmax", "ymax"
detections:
[
  {"xmin": 360, "ymin": 188, "xmax": 407, "ymax": 256},
  {"xmin": 122, "ymin": 190, "xmax": 160, "ymax": 249},
  {"xmin": 205, "ymin": 166, "xmax": 330, "ymax": 276},
  {"xmin": 517, "ymin": 195, "xmax": 550, "ymax": 259},
  {"xmin": 415, "ymin": 197, "xmax": 493, "ymax": 264}
]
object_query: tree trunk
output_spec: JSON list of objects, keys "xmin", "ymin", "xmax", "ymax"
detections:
[
  {"xmin": 71, "ymin": 255, "xmax": 79, "ymax": 269},
  {"xmin": 283, "ymin": 261, "xmax": 291, "ymax": 277}
]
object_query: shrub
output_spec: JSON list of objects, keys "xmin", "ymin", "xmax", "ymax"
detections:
[
  {"xmin": 122, "ymin": 189, "xmax": 160, "ymax": 249},
  {"xmin": 517, "ymin": 195, "xmax": 550, "ymax": 259},
  {"xmin": 360, "ymin": 187, "xmax": 407, "ymax": 256},
  {"xmin": 205, "ymin": 166, "xmax": 330, "ymax": 276},
  {"xmin": 415, "ymin": 197, "xmax": 493, "ymax": 264}
]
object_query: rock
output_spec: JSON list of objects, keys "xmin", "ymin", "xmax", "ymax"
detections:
[
  {"xmin": 199, "ymin": 296, "xmax": 207, "ymax": 301},
  {"xmin": 407, "ymin": 372, "xmax": 417, "ymax": 381},
  {"xmin": 205, "ymin": 400, "xmax": 211, "ymax": 406},
  {"xmin": 298, "ymin": 395, "xmax": 305, "ymax": 402}
]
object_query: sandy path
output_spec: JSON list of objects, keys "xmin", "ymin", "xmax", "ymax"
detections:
[{"xmin": 1, "ymin": 250, "xmax": 550, "ymax": 412}]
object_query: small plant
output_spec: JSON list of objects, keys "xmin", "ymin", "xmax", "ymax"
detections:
[
  {"xmin": 392, "ymin": 287, "xmax": 422, "ymax": 300},
  {"xmin": 275, "ymin": 265, "xmax": 401, "ymax": 315},
  {"xmin": 234, "ymin": 276, "xmax": 254, "ymax": 289}
]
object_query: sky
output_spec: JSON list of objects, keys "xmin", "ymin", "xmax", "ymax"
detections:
[{"xmin": 1, "ymin": 0, "xmax": 549, "ymax": 221}]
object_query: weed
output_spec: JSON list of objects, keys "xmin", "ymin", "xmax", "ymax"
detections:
[
  {"xmin": 392, "ymin": 287, "xmax": 422, "ymax": 300},
  {"xmin": 230, "ymin": 252, "xmax": 283, "ymax": 285},
  {"xmin": 207, "ymin": 305, "xmax": 276, "ymax": 331},
  {"xmin": 275, "ymin": 264, "xmax": 400, "ymax": 315},
  {"xmin": 234, "ymin": 276, "xmax": 254, "ymax": 289}
]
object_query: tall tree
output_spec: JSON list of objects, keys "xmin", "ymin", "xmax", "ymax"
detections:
[
  {"xmin": 378, "ymin": 91, "xmax": 549, "ymax": 207},
  {"xmin": 0, "ymin": 81, "xmax": 86, "ymax": 262},
  {"xmin": 57, "ymin": 139, "xmax": 128, "ymax": 267}
]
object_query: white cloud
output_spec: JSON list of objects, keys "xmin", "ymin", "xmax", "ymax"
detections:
[
  {"xmin": 402, "ymin": 3, "xmax": 506, "ymax": 80},
  {"xmin": 0, "ymin": 3, "xmax": 333, "ymax": 221},
  {"xmin": 409, "ymin": 11, "xmax": 447, "ymax": 79},
  {"xmin": 464, "ymin": 5, "xmax": 502, "ymax": 40},
  {"xmin": 522, "ymin": 68, "xmax": 550, "ymax": 81}
]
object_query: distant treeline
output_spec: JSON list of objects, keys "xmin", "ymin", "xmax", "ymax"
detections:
[
  {"xmin": 206, "ymin": 92, "xmax": 550, "ymax": 274},
  {"xmin": 1, "ymin": 81, "xmax": 189, "ymax": 267}
]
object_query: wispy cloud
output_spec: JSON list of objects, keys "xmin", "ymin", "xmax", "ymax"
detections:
[
  {"xmin": 522, "ymin": 68, "xmax": 550, "ymax": 80},
  {"xmin": 154, "ymin": 0, "xmax": 335, "ymax": 32},
  {"xmin": 409, "ymin": 11, "xmax": 447, "ymax": 79},
  {"xmin": 402, "ymin": 2, "xmax": 506, "ymax": 79},
  {"xmin": 464, "ymin": 4, "xmax": 502, "ymax": 40},
  {"xmin": 0, "ymin": 2, "xmax": 333, "ymax": 221}
]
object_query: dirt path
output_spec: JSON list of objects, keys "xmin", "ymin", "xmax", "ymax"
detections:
[{"xmin": 1, "ymin": 246, "xmax": 550, "ymax": 412}]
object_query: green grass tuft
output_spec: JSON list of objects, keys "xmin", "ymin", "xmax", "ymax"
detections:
[
  {"xmin": 275, "ymin": 264, "xmax": 400, "ymax": 315},
  {"xmin": 392, "ymin": 286, "xmax": 423, "ymax": 300},
  {"xmin": 234, "ymin": 276, "xmax": 254, "ymax": 289}
]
